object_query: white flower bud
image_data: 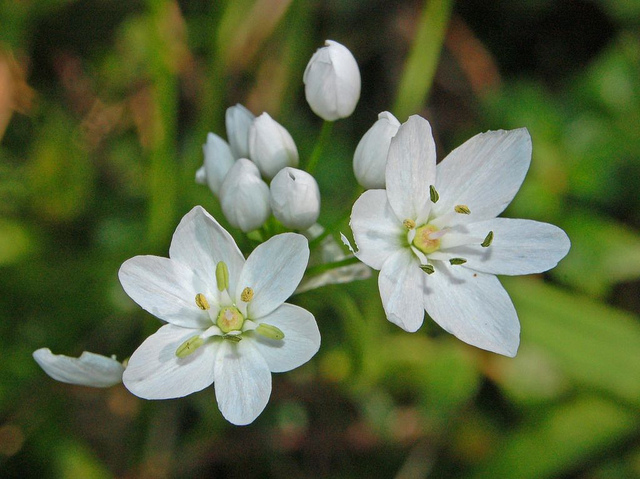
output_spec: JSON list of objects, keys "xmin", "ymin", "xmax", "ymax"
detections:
[
  {"xmin": 196, "ymin": 133, "xmax": 235, "ymax": 196},
  {"xmin": 249, "ymin": 113, "xmax": 299, "ymax": 179},
  {"xmin": 225, "ymin": 104, "xmax": 255, "ymax": 159},
  {"xmin": 303, "ymin": 40, "xmax": 361, "ymax": 121},
  {"xmin": 270, "ymin": 167, "xmax": 320, "ymax": 230},
  {"xmin": 219, "ymin": 159, "xmax": 271, "ymax": 232},
  {"xmin": 353, "ymin": 111, "xmax": 400, "ymax": 189}
]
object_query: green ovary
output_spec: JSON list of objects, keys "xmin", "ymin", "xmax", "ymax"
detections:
[
  {"xmin": 412, "ymin": 224, "xmax": 441, "ymax": 254},
  {"xmin": 217, "ymin": 306, "xmax": 244, "ymax": 333}
]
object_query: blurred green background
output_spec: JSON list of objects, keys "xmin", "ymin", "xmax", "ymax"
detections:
[{"xmin": 1, "ymin": 0, "xmax": 640, "ymax": 477}]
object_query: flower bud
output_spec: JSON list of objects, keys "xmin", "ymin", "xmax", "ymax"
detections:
[
  {"xmin": 249, "ymin": 113, "xmax": 299, "ymax": 179},
  {"xmin": 225, "ymin": 104, "xmax": 255, "ymax": 159},
  {"xmin": 196, "ymin": 133, "xmax": 235, "ymax": 196},
  {"xmin": 219, "ymin": 158, "xmax": 271, "ymax": 232},
  {"xmin": 270, "ymin": 167, "xmax": 320, "ymax": 230},
  {"xmin": 303, "ymin": 40, "xmax": 361, "ymax": 121},
  {"xmin": 353, "ymin": 111, "xmax": 400, "ymax": 189}
]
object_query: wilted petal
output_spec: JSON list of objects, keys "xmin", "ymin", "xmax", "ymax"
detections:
[
  {"xmin": 433, "ymin": 128, "xmax": 531, "ymax": 224},
  {"xmin": 214, "ymin": 339, "xmax": 271, "ymax": 425},
  {"xmin": 350, "ymin": 189, "xmax": 404, "ymax": 270},
  {"xmin": 169, "ymin": 206, "xmax": 245, "ymax": 299},
  {"xmin": 33, "ymin": 348, "xmax": 124, "ymax": 387},
  {"xmin": 238, "ymin": 233, "xmax": 309, "ymax": 318},
  {"xmin": 251, "ymin": 303, "xmax": 320, "ymax": 372},
  {"xmin": 444, "ymin": 218, "xmax": 571, "ymax": 276},
  {"xmin": 379, "ymin": 248, "xmax": 425, "ymax": 332},
  {"xmin": 386, "ymin": 115, "xmax": 436, "ymax": 224},
  {"xmin": 123, "ymin": 324, "xmax": 219, "ymax": 399},
  {"xmin": 424, "ymin": 263, "xmax": 520, "ymax": 357},
  {"xmin": 119, "ymin": 255, "xmax": 211, "ymax": 329}
]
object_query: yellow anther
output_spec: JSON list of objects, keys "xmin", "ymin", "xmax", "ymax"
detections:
[
  {"xmin": 255, "ymin": 323, "xmax": 285, "ymax": 340},
  {"xmin": 481, "ymin": 231, "xmax": 494, "ymax": 248},
  {"xmin": 176, "ymin": 335, "xmax": 204, "ymax": 358},
  {"xmin": 403, "ymin": 219, "xmax": 416, "ymax": 230},
  {"xmin": 195, "ymin": 293, "xmax": 210, "ymax": 310},
  {"xmin": 454, "ymin": 205, "xmax": 471, "ymax": 215},
  {"xmin": 216, "ymin": 262, "xmax": 229, "ymax": 292},
  {"xmin": 241, "ymin": 287, "xmax": 254, "ymax": 303}
]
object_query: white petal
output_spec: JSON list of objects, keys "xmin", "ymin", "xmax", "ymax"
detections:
[
  {"xmin": 433, "ymin": 128, "xmax": 531, "ymax": 224},
  {"xmin": 123, "ymin": 324, "xmax": 218, "ymax": 399},
  {"xmin": 225, "ymin": 104, "xmax": 255, "ymax": 159},
  {"xmin": 214, "ymin": 339, "xmax": 272, "ymax": 425},
  {"xmin": 350, "ymin": 189, "xmax": 404, "ymax": 270},
  {"xmin": 169, "ymin": 206, "xmax": 245, "ymax": 299},
  {"xmin": 378, "ymin": 248, "xmax": 425, "ymax": 332},
  {"xmin": 251, "ymin": 303, "xmax": 320, "ymax": 372},
  {"xmin": 119, "ymin": 255, "xmax": 211, "ymax": 328},
  {"xmin": 443, "ymin": 218, "xmax": 571, "ymax": 276},
  {"xmin": 33, "ymin": 348, "xmax": 124, "ymax": 387},
  {"xmin": 238, "ymin": 233, "xmax": 309, "ymax": 318},
  {"xmin": 386, "ymin": 115, "xmax": 436, "ymax": 224},
  {"xmin": 424, "ymin": 263, "xmax": 520, "ymax": 357},
  {"xmin": 202, "ymin": 132, "xmax": 235, "ymax": 195}
]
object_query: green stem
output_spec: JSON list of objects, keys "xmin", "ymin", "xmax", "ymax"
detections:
[
  {"xmin": 304, "ymin": 256, "xmax": 361, "ymax": 278},
  {"xmin": 393, "ymin": 0, "xmax": 454, "ymax": 120},
  {"xmin": 305, "ymin": 120, "xmax": 333, "ymax": 174}
]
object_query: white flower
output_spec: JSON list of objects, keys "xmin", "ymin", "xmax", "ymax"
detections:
[
  {"xmin": 225, "ymin": 104, "xmax": 255, "ymax": 159},
  {"xmin": 33, "ymin": 348, "xmax": 125, "ymax": 387},
  {"xmin": 303, "ymin": 40, "xmax": 361, "ymax": 121},
  {"xmin": 270, "ymin": 167, "xmax": 320, "ymax": 230},
  {"xmin": 346, "ymin": 115, "xmax": 570, "ymax": 357},
  {"xmin": 118, "ymin": 206, "xmax": 320, "ymax": 425},
  {"xmin": 353, "ymin": 111, "xmax": 401, "ymax": 189},
  {"xmin": 248, "ymin": 113, "xmax": 299, "ymax": 179},
  {"xmin": 219, "ymin": 158, "xmax": 271, "ymax": 232},
  {"xmin": 195, "ymin": 133, "xmax": 236, "ymax": 196}
]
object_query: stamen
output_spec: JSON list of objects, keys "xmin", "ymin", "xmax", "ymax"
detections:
[
  {"xmin": 241, "ymin": 287, "xmax": 254, "ymax": 302},
  {"xmin": 429, "ymin": 185, "xmax": 439, "ymax": 203},
  {"xmin": 403, "ymin": 219, "xmax": 416, "ymax": 230},
  {"xmin": 195, "ymin": 293, "xmax": 210, "ymax": 310},
  {"xmin": 481, "ymin": 231, "xmax": 494, "ymax": 248},
  {"xmin": 255, "ymin": 323, "xmax": 285, "ymax": 340},
  {"xmin": 216, "ymin": 262, "xmax": 229, "ymax": 292},
  {"xmin": 449, "ymin": 258, "xmax": 467, "ymax": 265},
  {"xmin": 420, "ymin": 264, "xmax": 435, "ymax": 275},
  {"xmin": 454, "ymin": 205, "xmax": 471, "ymax": 215},
  {"xmin": 176, "ymin": 335, "xmax": 204, "ymax": 358},
  {"xmin": 224, "ymin": 335, "xmax": 242, "ymax": 343}
]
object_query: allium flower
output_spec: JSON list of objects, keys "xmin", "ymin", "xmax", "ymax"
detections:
[
  {"xmin": 219, "ymin": 158, "xmax": 271, "ymax": 232},
  {"xmin": 345, "ymin": 115, "xmax": 570, "ymax": 357},
  {"xmin": 249, "ymin": 112, "xmax": 299, "ymax": 179},
  {"xmin": 303, "ymin": 40, "xmax": 361, "ymax": 121},
  {"xmin": 195, "ymin": 132, "xmax": 235, "ymax": 196},
  {"xmin": 119, "ymin": 206, "xmax": 320, "ymax": 425},
  {"xmin": 33, "ymin": 348, "xmax": 125, "ymax": 387},
  {"xmin": 270, "ymin": 167, "xmax": 320, "ymax": 230},
  {"xmin": 353, "ymin": 111, "xmax": 400, "ymax": 189},
  {"xmin": 226, "ymin": 104, "xmax": 255, "ymax": 159}
]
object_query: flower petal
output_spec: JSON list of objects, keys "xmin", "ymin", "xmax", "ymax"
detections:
[
  {"xmin": 379, "ymin": 248, "xmax": 425, "ymax": 332},
  {"xmin": 33, "ymin": 348, "xmax": 124, "ymax": 387},
  {"xmin": 424, "ymin": 263, "xmax": 520, "ymax": 357},
  {"xmin": 386, "ymin": 115, "xmax": 436, "ymax": 224},
  {"xmin": 443, "ymin": 218, "xmax": 571, "ymax": 276},
  {"xmin": 123, "ymin": 324, "xmax": 218, "ymax": 399},
  {"xmin": 119, "ymin": 255, "xmax": 211, "ymax": 328},
  {"xmin": 214, "ymin": 339, "xmax": 272, "ymax": 425},
  {"xmin": 433, "ymin": 128, "xmax": 531, "ymax": 223},
  {"xmin": 251, "ymin": 303, "xmax": 320, "ymax": 372},
  {"xmin": 169, "ymin": 206, "xmax": 245, "ymax": 298},
  {"xmin": 350, "ymin": 189, "xmax": 404, "ymax": 270},
  {"xmin": 238, "ymin": 233, "xmax": 309, "ymax": 318}
]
